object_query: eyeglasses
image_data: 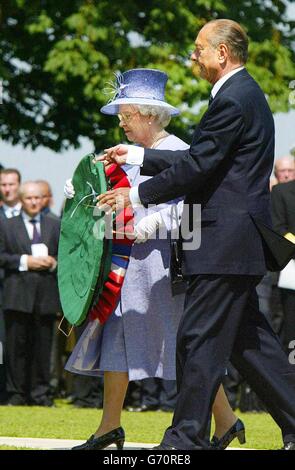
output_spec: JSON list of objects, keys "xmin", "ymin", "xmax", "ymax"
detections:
[{"xmin": 117, "ymin": 111, "xmax": 139, "ymax": 123}]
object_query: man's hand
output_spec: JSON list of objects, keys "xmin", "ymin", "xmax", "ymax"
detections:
[
  {"xmin": 93, "ymin": 144, "xmax": 129, "ymax": 166},
  {"xmin": 27, "ymin": 256, "xmax": 57, "ymax": 271},
  {"xmin": 97, "ymin": 187, "xmax": 131, "ymax": 213}
]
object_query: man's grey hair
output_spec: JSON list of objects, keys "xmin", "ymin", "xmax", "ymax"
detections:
[
  {"xmin": 275, "ymin": 155, "xmax": 295, "ymax": 167},
  {"xmin": 138, "ymin": 105, "xmax": 171, "ymax": 129},
  {"xmin": 206, "ymin": 19, "xmax": 249, "ymax": 64}
]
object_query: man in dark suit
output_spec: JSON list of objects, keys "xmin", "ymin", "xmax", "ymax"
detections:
[
  {"xmin": 271, "ymin": 180, "xmax": 295, "ymax": 352},
  {"xmin": 0, "ymin": 181, "xmax": 61, "ymax": 406},
  {"xmin": 98, "ymin": 19, "xmax": 295, "ymax": 449},
  {"xmin": 0, "ymin": 168, "xmax": 22, "ymax": 402}
]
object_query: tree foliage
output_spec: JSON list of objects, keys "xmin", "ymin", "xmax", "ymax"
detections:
[{"xmin": 0, "ymin": 0, "xmax": 294, "ymax": 151}]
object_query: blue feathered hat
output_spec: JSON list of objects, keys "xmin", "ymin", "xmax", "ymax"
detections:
[{"xmin": 101, "ymin": 68, "xmax": 179, "ymax": 116}]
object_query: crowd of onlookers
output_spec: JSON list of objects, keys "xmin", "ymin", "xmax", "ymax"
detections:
[
  {"xmin": 0, "ymin": 169, "xmax": 105, "ymax": 408},
  {"xmin": 0, "ymin": 170, "xmax": 61, "ymax": 406},
  {"xmin": 0, "ymin": 154, "xmax": 294, "ymax": 411}
]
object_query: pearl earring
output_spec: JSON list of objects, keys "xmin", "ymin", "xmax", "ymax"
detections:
[{"xmin": 148, "ymin": 122, "xmax": 152, "ymax": 125}]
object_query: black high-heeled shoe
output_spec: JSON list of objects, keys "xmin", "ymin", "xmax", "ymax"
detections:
[
  {"xmin": 71, "ymin": 426, "xmax": 125, "ymax": 450},
  {"xmin": 210, "ymin": 418, "xmax": 246, "ymax": 450}
]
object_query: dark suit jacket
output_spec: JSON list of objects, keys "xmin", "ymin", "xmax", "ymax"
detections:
[
  {"xmin": 138, "ymin": 69, "xmax": 275, "ymax": 275},
  {"xmin": 271, "ymin": 180, "xmax": 295, "ymax": 236},
  {"xmin": 0, "ymin": 206, "xmax": 9, "ymax": 304},
  {"xmin": 41, "ymin": 207, "xmax": 60, "ymax": 221},
  {"xmin": 0, "ymin": 213, "xmax": 61, "ymax": 314}
]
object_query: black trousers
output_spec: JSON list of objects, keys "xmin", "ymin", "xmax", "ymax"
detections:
[
  {"xmin": 162, "ymin": 275, "xmax": 295, "ymax": 450},
  {"xmin": 141, "ymin": 378, "xmax": 177, "ymax": 411},
  {"xmin": 4, "ymin": 310, "xmax": 55, "ymax": 404}
]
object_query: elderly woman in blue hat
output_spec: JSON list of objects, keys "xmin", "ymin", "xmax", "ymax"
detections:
[{"xmin": 64, "ymin": 68, "xmax": 243, "ymax": 450}]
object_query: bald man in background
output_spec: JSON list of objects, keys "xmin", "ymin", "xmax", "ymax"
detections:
[
  {"xmin": 256, "ymin": 156, "xmax": 295, "ymax": 326},
  {"xmin": 274, "ymin": 156, "xmax": 295, "ymax": 185}
]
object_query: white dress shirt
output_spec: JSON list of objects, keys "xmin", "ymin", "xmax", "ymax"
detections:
[
  {"xmin": 19, "ymin": 212, "xmax": 42, "ymax": 271},
  {"xmin": 2, "ymin": 202, "xmax": 22, "ymax": 219},
  {"xmin": 126, "ymin": 66, "xmax": 245, "ymax": 207},
  {"xmin": 210, "ymin": 66, "xmax": 244, "ymax": 98}
]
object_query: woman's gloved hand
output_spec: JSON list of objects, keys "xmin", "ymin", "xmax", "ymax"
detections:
[
  {"xmin": 64, "ymin": 178, "xmax": 75, "ymax": 199},
  {"xmin": 134, "ymin": 211, "xmax": 164, "ymax": 244}
]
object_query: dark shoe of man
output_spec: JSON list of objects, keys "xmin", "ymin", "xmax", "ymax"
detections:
[
  {"xmin": 6, "ymin": 394, "xmax": 27, "ymax": 406},
  {"xmin": 72, "ymin": 400, "xmax": 101, "ymax": 408},
  {"xmin": 160, "ymin": 406, "xmax": 174, "ymax": 412},
  {"xmin": 138, "ymin": 404, "xmax": 159, "ymax": 412},
  {"xmin": 281, "ymin": 442, "xmax": 295, "ymax": 450},
  {"xmin": 125, "ymin": 405, "xmax": 143, "ymax": 412},
  {"xmin": 30, "ymin": 398, "xmax": 55, "ymax": 407},
  {"xmin": 125, "ymin": 404, "xmax": 159, "ymax": 412}
]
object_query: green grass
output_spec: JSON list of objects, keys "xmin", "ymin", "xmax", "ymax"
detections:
[
  {"xmin": 0, "ymin": 400, "xmax": 282, "ymax": 450},
  {"xmin": 0, "ymin": 445, "xmax": 34, "ymax": 450}
]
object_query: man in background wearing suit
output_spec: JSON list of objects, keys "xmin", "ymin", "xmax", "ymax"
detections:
[
  {"xmin": 98, "ymin": 19, "xmax": 295, "ymax": 449},
  {"xmin": 272, "ymin": 179, "xmax": 295, "ymax": 353},
  {"xmin": 0, "ymin": 168, "xmax": 22, "ymax": 403},
  {"xmin": 0, "ymin": 181, "xmax": 61, "ymax": 406}
]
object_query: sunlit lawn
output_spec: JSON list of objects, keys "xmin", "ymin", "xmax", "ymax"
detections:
[{"xmin": 0, "ymin": 400, "xmax": 282, "ymax": 450}]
